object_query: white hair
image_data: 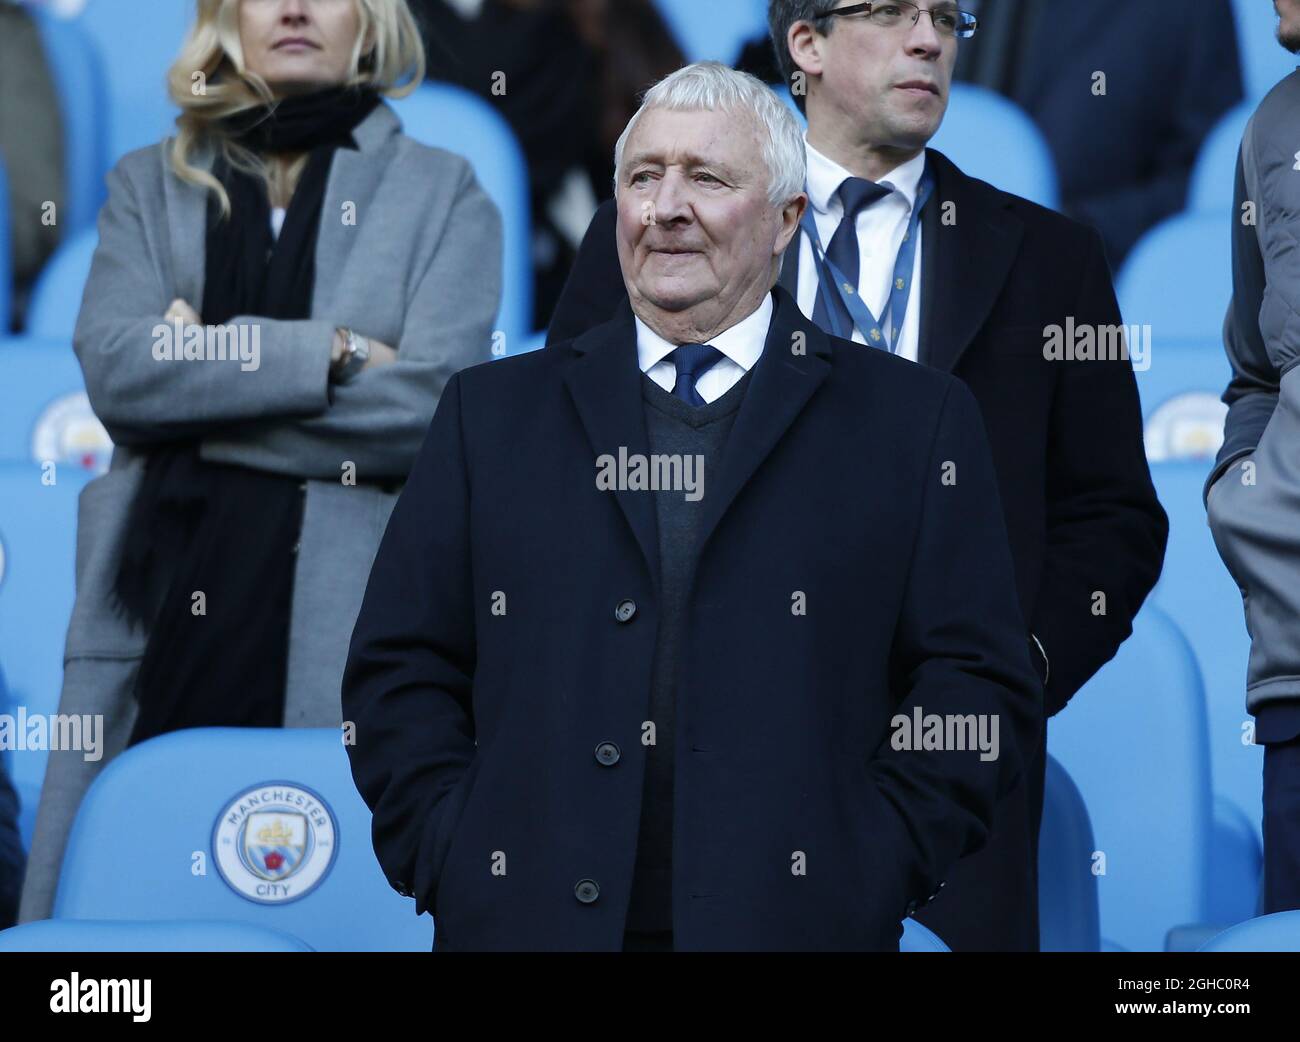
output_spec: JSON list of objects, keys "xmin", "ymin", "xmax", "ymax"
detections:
[{"xmin": 613, "ymin": 61, "xmax": 807, "ymax": 208}]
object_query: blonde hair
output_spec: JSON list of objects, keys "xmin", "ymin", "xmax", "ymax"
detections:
[{"xmin": 167, "ymin": 0, "xmax": 425, "ymax": 217}]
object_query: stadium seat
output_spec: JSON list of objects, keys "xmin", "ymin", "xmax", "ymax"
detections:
[
  {"xmin": 1232, "ymin": 0, "xmax": 1300, "ymax": 101},
  {"xmin": 53, "ymin": 728, "xmax": 435, "ymax": 952},
  {"xmin": 1207, "ymin": 796, "xmax": 1262, "ymax": 925},
  {"xmin": 1147, "ymin": 461, "xmax": 1260, "ymax": 848},
  {"xmin": 1198, "ymin": 910, "xmax": 1300, "ymax": 952},
  {"xmin": 1117, "ymin": 212, "xmax": 1232, "ymax": 341},
  {"xmin": 0, "ymin": 918, "xmax": 313, "ymax": 952},
  {"xmin": 1188, "ymin": 102, "xmax": 1252, "ymax": 213},
  {"xmin": 25, "ymin": 227, "xmax": 97, "ymax": 342},
  {"xmin": 32, "ymin": 10, "xmax": 109, "ymax": 236},
  {"xmin": 390, "ymin": 83, "xmax": 534, "ymax": 345},
  {"xmin": 71, "ymin": 0, "xmax": 189, "ymax": 162},
  {"xmin": 900, "ymin": 918, "xmax": 950, "ymax": 952},
  {"xmin": 1136, "ymin": 338, "xmax": 1230, "ymax": 463},
  {"xmin": 0, "ymin": 336, "xmax": 109, "ymax": 470},
  {"xmin": 653, "ymin": 0, "xmax": 768, "ymax": 64},
  {"xmin": 1038, "ymin": 755, "xmax": 1101, "ymax": 952},
  {"xmin": 0, "ymin": 462, "xmax": 90, "ymax": 840},
  {"xmin": 930, "ymin": 84, "xmax": 1060, "ymax": 208},
  {"xmin": 1048, "ymin": 606, "xmax": 1215, "ymax": 951}
]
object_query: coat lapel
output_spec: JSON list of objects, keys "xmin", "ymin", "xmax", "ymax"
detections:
[
  {"xmin": 161, "ymin": 103, "xmax": 401, "ymax": 318},
  {"xmin": 918, "ymin": 148, "xmax": 1023, "ymax": 373},
  {"xmin": 563, "ymin": 303, "xmax": 662, "ymax": 588},
  {"xmin": 694, "ymin": 287, "xmax": 831, "ymax": 558}
]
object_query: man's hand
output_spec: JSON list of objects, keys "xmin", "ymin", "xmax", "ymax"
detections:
[{"xmin": 164, "ymin": 298, "xmax": 200, "ymax": 325}]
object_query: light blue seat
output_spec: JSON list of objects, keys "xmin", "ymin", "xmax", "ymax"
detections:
[
  {"xmin": 900, "ymin": 918, "xmax": 949, "ymax": 952},
  {"xmin": 32, "ymin": 11, "xmax": 109, "ymax": 236},
  {"xmin": 1188, "ymin": 102, "xmax": 1252, "ymax": 213},
  {"xmin": 930, "ymin": 84, "xmax": 1060, "ymax": 208},
  {"xmin": 1048, "ymin": 606, "xmax": 1214, "ymax": 951},
  {"xmin": 1206, "ymin": 796, "xmax": 1262, "ymax": 926},
  {"xmin": 1232, "ymin": 0, "xmax": 1300, "ymax": 101},
  {"xmin": 779, "ymin": 83, "xmax": 1060, "ymax": 209},
  {"xmin": 0, "ymin": 336, "xmax": 108, "ymax": 470},
  {"xmin": 1117, "ymin": 212, "xmax": 1232, "ymax": 341},
  {"xmin": 1199, "ymin": 910, "xmax": 1300, "ymax": 952},
  {"xmin": 26, "ymin": 228, "xmax": 98, "ymax": 342},
  {"xmin": 0, "ymin": 462, "xmax": 89, "ymax": 845},
  {"xmin": 54, "ymin": 728, "xmax": 434, "ymax": 952},
  {"xmin": 390, "ymin": 83, "xmax": 533, "ymax": 346},
  {"xmin": 653, "ymin": 0, "xmax": 768, "ymax": 63},
  {"xmin": 1136, "ymin": 338, "xmax": 1230, "ymax": 464},
  {"xmin": 1038, "ymin": 755, "xmax": 1101, "ymax": 952},
  {"xmin": 71, "ymin": 0, "xmax": 190, "ymax": 162},
  {"xmin": 1148, "ymin": 461, "xmax": 1260, "ymax": 853},
  {"xmin": 0, "ymin": 918, "xmax": 312, "ymax": 952}
]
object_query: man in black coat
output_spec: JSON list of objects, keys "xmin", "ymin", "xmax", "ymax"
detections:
[
  {"xmin": 343, "ymin": 61, "xmax": 1041, "ymax": 952},
  {"xmin": 547, "ymin": 1, "xmax": 1168, "ymax": 951}
]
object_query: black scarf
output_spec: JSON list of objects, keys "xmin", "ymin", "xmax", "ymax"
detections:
[{"xmin": 117, "ymin": 86, "xmax": 381, "ymax": 747}]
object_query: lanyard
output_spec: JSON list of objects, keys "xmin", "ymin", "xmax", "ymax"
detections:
[{"xmin": 800, "ymin": 168, "xmax": 933, "ymax": 350}]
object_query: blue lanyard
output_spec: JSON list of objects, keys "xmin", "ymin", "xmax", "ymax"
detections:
[{"xmin": 800, "ymin": 168, "xmax": 933, "ymax": 350}]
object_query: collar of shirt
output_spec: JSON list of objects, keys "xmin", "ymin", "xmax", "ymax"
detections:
[
  {"xmin": 634, "ymin": 291, "xmax": 773, "ymax": 379},
  {"xmin": 804, "ymin": 137, "xmax": 927, "ymax": 220}
]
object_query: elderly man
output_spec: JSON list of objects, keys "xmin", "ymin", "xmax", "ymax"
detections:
[
  {"xmin": 1207, "ymin": 0, "xmax": 1300, "ymax": 917},
  {"xmin": 343, "ymin": 62, "xmax": 1040, "ymax": 952},
  {"xmin": 548, "ymin": 1, "xmax": 1168, "ymax": 951}
]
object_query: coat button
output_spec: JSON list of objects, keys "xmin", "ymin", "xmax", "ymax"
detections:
[
  {"xmin": 594, "ymin": 741, "xmax": 621, "ymax": 766},
  {"xmin": 574, "ymin": 878, "xmax": 600, "ymax": 904},
  {"xmin": 905, "ymin": 898, "xmax": 919, "ymax": 917},
  {"xmin": 614, "ymin": 599, "xmax": 637, "ymax": 623}
]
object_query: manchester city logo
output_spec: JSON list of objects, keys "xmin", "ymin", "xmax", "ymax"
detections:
[
  {"xmin": 212, "ymin": 782, "xmax": 338, "ymax": 904},
  {"xmin": 31, "ymin": 392, "xmax": 113, "ymax": 474}
]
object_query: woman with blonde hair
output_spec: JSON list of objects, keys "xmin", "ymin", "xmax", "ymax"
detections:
[{"xmin": 18, "ymin": 0, "xmax": 501, "ymax": 921}]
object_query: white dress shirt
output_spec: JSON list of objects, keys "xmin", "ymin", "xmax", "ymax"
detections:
[
  {"xmin": 270, "ymin": 206, "xmax": 286, "ymax": 241},
  {"xmin": 796, "ymin": 139, "xmax": 926, "ymax": 363},
  {"xmin": 634, "ymin": 293, "xmax": 773, "ymax": 404}
]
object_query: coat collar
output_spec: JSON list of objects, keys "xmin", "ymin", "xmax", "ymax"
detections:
[
  {"xmin": 562, "ymin": 286, "xmax": 831, "ymax": 585},
  {"xmin": 161, "ymin": 100, "xmax": 402, "ymax": 315}
]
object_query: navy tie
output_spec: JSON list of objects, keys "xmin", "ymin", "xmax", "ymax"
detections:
[
  {"xmin": 669, "ymin": 343, "xmax": 725, "ymax": 407},
  {"xmin": 811, "ymin": 176, "xmax": 893, "ymax": 340}
]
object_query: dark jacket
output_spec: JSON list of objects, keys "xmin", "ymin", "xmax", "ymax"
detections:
[
  {"xmin": 343, "ymin": 286, "xmax": 1042, "ymax": 951},
  {"xmin": 546, "ymin": 148, "xmax": 1168, "ymax": 949}
]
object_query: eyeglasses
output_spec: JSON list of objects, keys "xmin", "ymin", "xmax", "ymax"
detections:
[{"xmin": 821, "ymin": 1, "xmax": 979, "ymax": 39}]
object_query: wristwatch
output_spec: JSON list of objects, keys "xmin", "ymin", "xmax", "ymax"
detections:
[{"xmin": 332, "ymin": 327, "xmax": 370, "ymax": 384}]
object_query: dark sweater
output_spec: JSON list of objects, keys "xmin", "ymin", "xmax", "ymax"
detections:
[{"xmin": 624, "ymin": 367, "xmax": 754, "ymax": 935}]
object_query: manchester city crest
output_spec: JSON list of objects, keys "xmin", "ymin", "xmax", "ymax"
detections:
[{"xmin": 213, "ymin": 783, "xmax": 338, "ymax": 904}]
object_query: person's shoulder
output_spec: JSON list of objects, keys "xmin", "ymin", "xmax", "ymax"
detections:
[
  {"xmin": 105, "ymin": 140, "xmax": 177, "ymax": 198},
  {"xmin": 454, "ymin": 343, "xmax": 570, "ymax": 399},
  {"xmin": 390, "ymin": 133, "xmax": 477, "ymax": 183},
  {"xmin": 1251, "ymin": 69, "xmax": 1300, "ymax": 133},
  {"xmin": 929, "ymin": 148, "xmax": 1098, "ymax": 249},
  {"xmin": 826, "ymin": 331, "xmax": 961, "ymax": 405}
]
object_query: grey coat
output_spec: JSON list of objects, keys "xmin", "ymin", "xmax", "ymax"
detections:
[
  {"xmin": 18, "ymin": 101, "xmax": 502, "ymax": 921},
  {"xmin": 1207, "ymin": 70, "xmax": 1300, "ymax": 718}
]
